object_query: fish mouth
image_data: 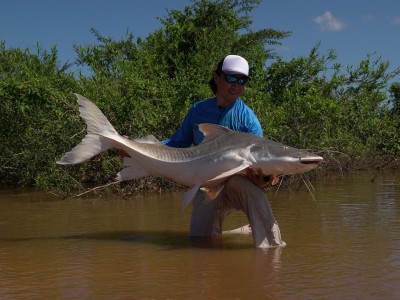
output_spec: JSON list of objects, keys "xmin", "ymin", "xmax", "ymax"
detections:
[{"xmin": 300, "ymin": 156, "xmax": 323, "ymax": 165}]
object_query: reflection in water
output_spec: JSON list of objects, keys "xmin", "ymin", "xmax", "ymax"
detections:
[{"xmin": 0, "ymin": 171, "xmax": 399, "ymax": 299}]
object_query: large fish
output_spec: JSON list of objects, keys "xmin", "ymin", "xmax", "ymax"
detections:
[{"xmin": 58, "ymin": 94, "xmax": 323, "ymax": 209}]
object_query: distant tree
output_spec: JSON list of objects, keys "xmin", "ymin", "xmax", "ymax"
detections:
[
  {"xmin": 390, "ymin": 82, "xmax": 400, "ymax": 116},
  {"xmin": 0, "ymin": 42, "xmax": 77, "ymax": 188},
  {"xmin": 73, "ymin": 0, "xmax": 290, "ymax": 138}
]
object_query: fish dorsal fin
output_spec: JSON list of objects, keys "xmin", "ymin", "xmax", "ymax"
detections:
[
  {"xmin": 198, "ymin": 123, "xmax": 232, "ymax": 143},
  {"xmin": 134, "ymin": 135, "xmax": 161, "ymax": 145}
]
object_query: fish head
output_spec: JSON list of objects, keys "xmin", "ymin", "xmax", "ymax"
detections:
[{"xmin": 249, "ymin": 139, "xmax": 323, "ymax": 176}]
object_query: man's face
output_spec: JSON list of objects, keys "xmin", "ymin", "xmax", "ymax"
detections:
[{"xmin": 214, "ymin": 72, "xmax": 248, "ymax": 106}]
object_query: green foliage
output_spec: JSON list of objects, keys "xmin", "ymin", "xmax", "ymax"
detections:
[
  {"xmin": 0, "ymin": 0, "xmax": 399, "ymax": 197},
  {"xmin": 72, "ymin": 0, "xmax": 289, "ymax": 138},
  {"xmin": 0, "ymin": 42, "xmax": 78, "ymax": 189},
  {"xmin": 390, "ymin": 82, "xmax": 400, "ymax": 115},
  {"xmin": 264, "ymin": 46, "xmax": 400, "ymax": 169}
]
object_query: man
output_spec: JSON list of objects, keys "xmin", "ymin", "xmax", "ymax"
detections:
[{"xmin": 163, "ymin": 55, "xmax": 285, "ymax": 248}]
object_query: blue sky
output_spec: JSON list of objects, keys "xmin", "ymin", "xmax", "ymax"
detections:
[{"xmin": 1, "ymin": 0, "xmax": 399, "ymax": 73}]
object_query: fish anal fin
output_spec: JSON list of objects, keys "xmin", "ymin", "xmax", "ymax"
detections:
[{"xmin": 116, "ymin": 157, "xmax": 150, "ymax": 181}]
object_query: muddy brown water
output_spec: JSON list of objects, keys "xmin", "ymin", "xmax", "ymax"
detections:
[{"xmin": 0, "ymin": 171, "xmax": 399, "ymax": 299}]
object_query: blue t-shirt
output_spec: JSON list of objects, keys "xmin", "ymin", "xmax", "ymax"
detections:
[{"xmin": 163, "ymin": 97, "xmax": 262, "ymax": 147}]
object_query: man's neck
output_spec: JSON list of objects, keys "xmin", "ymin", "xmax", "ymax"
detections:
[{"xmin": 215, "ymin": 97, "xmax": 238, "ymax": 108}]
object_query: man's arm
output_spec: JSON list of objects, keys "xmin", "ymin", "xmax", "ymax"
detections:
[{"xmin": 162, "ymin": 107, "xmax": 195, "ymax": 148}]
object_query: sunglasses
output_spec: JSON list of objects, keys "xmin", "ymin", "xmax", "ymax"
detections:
[{"xmin": 222, "ymin": 73, "xmax": 249, "ymax": 86}]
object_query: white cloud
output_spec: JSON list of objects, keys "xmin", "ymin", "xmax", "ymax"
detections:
[
  {"xmin": 313, "ymin": 11, "xmax": 347, "ymax": 32},
  {"xmin": 391, "ymin": 16, "xmax": 400, "ymax": 25}
]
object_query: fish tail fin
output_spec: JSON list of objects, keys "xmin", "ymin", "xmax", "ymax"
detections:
[
  {"xmin": 75, "ymin": 93, "xmax": 118, "ymax": 137},
  {"xmin": 57, "ymin": 94, "xmax": 120, "ymax": 165}
]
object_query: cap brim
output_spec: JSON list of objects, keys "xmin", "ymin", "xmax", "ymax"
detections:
[{"xmin": 222, "ymin": 70, "xmax": 249, "ymax": 76}]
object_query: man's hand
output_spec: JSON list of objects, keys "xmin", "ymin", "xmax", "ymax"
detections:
[
  {"xmin": 245, "ymin": 167, "xmax": 280, "ymax": 188},
  {"xmin": 118, "ymin": 149, "xmax": 130, "ymax": 158}
]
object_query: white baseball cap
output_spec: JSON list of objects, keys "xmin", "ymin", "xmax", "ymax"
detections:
[{"xmin": 220, "ymin": 55, "xmax": 249, "ymax": 76}]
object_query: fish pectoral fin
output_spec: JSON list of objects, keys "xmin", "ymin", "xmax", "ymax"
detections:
[
  {"xmin": 208, "ymin": 162, "xmax": 250, "ymax": 182},
  {"xmin": 181, "ymin": 184, "xmax": 201, "ymax": 213}
]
